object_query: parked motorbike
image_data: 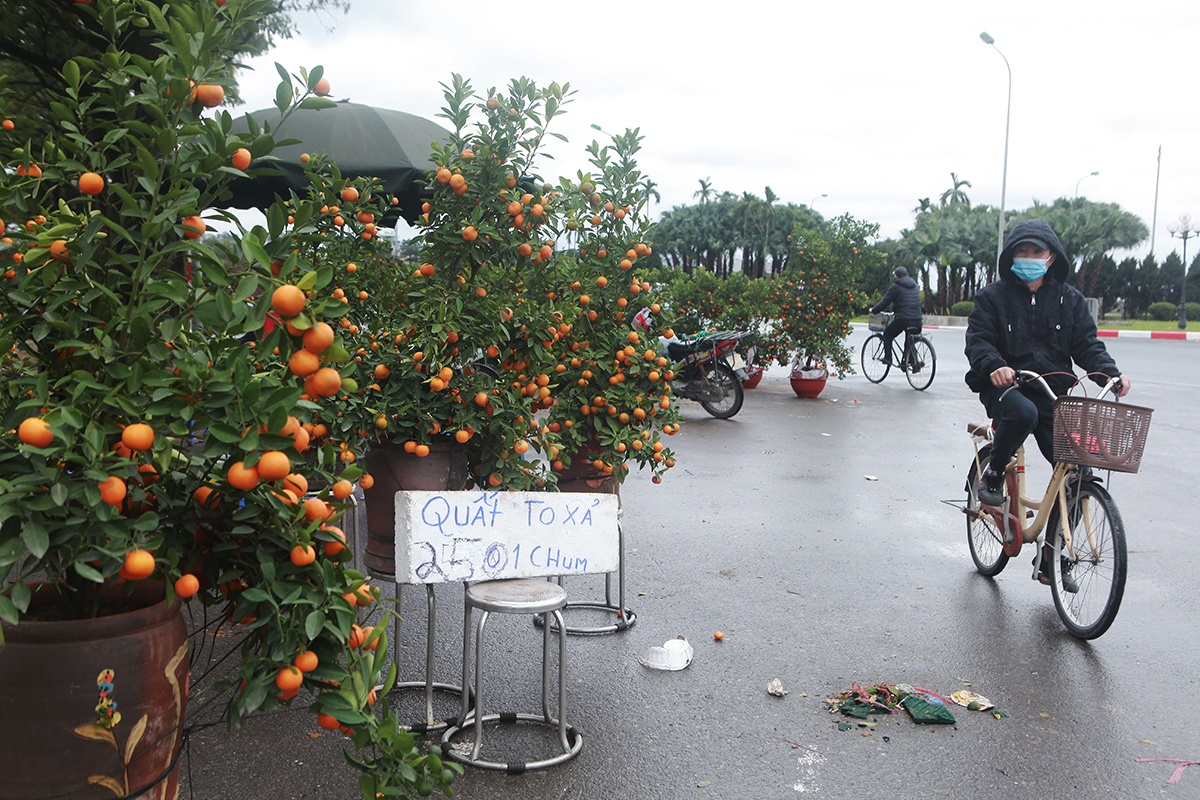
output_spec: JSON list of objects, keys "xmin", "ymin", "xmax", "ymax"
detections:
[{"xmin": 661, "ymin": 330, "xmax": 753, "ymax": 419}]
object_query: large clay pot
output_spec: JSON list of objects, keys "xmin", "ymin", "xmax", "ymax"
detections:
[
  {"xmin": 555, "ymin": 437, "xmax": 619, "ymax": 497},
  {"xmin": 362, "ymin": 440, "xmax": 470, "ymax": 580},
  {"xmin": 789, "ymin": 368, "xmax": 828, "ymax": 398},
  {"xmin": 0, "ymin": 581, "xmax": 189, "ymax": 800}
]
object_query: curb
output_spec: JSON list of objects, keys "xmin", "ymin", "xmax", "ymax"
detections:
[
  {"xmin": 1096, "ymin": 329, "xmax": 1200, "ymax": 340},
  {"xmin": 852, "ymin": 323, "xmax": 1200, "ymax": 340}
]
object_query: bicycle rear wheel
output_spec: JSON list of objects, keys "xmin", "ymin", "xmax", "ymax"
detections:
[
  {"xmin": 861, "ymin": 334, "xmax": 890, "ymax": 383},
  {"xmin": 905, "ymin": 336, "xmax": 936, "ymax": 391},
  {"xmin": 1047, "ymin": 480, "xmax": 1127, "ymax": 639},
  {"xmin": 965, "ymin": 447, "xmax": 1008, "ymax": 576}
]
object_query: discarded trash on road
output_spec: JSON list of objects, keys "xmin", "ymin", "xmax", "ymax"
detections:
[
  {"xmin": 767, "ymin": 678, "xmax": 788, "ymax": 697},
  {"xmin": 826, "ymin": 682, "xmax": 958, "ymax": 726},
  {"xmin": 950, "ymin": 690, "xmax": 994, "ymax": 711},
  {"xmin": 639, "ymin": 636, "xmax": 694, "ymax": 671}
]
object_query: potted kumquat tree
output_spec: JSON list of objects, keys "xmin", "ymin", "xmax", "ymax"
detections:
[{"xmin": 0, "ymin": 2, "xmax": 455, "ymax": 798}]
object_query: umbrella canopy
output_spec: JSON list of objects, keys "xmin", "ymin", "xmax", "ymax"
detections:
[{"xmin": 217, "ymin": 102, "xmax": 452, "ymax": 225}]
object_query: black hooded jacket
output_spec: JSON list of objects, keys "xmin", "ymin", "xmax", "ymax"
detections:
[
  {"xmin": 964, "ymin": 218, "xmax": 1120, "ymax": 396},
  {"xmin": 870, "ymin": 276, "xmax": 922, "ymax": 322}
]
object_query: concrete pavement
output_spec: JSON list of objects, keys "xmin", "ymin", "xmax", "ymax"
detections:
[{"xmin": 179, "ymin": 329, "xmax": 1198, "ymax": 800}]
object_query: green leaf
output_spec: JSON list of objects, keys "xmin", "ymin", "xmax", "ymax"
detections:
[
  {"xmin": 0, "ymin": 596, "xmax": 17, "ymax": 626},
  {"xmin": 49, "ymin": 483, "xmax": 67, "ymax": 507},
  {"xmin": 305, "ymin": 608, "xmax": 325, "ymax": 640},
  {"xmin": 9, "ymin": 581, "xmax": 30, "ymax": 613},
  {"xmin": 240, "ymin": 237, "xmax": 271, "ymax": 269},
  {"xmin": 62, "ymin": 60, "xmax": 81, "ymax": 91},
  {"xmin": 74, "ymin": 561, "xmax": 105, "ymax": 583},
  {"xmin": 131, "ymin": 513, "xmax": 160, "ymax": 532},
  {"xmin": 22, "ymin": 522, "xmax": 49, "ymax": 559},
  {"xmin": 233, "ymin": 274, "xmax": 260, "ymax": 304},
  {"xmin": 275, "ymin": 81, "xmax": 292, "ymax": 113},
  {"xmin": 299, "ymin": 97, "xmax": 338, "ymax": 111}
]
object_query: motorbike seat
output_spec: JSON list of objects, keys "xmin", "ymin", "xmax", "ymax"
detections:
[{"xmin": 666, "ymin": 341, "xmax": 694, "ymax": 361}]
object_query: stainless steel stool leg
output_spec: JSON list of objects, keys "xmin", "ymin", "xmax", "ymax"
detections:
[{"xmin": 471, "ymin": 609, "xmax": 489, "ymax": 762}]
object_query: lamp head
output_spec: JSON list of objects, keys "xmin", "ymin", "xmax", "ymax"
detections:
[
  {"xmin": 1168, "ymin": 221, "xmax": 1180, "ymax": 234},
  {"xmin": 979, "ymin": 32, "xmax": 995, "ymax": 45},
  {"xmin": 590, "ymin": 123, "xmax": 602, "ymax": 131}
]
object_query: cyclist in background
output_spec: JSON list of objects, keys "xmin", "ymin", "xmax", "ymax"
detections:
[
  {"xmin": 965, "ymin": 218, "xmax": 1130, "ymax": 511},
  {"xmin": 870, "ymin": 267, "xmax": 923, "ymax": 365}
]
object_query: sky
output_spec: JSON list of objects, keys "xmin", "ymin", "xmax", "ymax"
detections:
[{"xmin": 223, "ymin": 0, "xmax": 1200, "ymax": 262}]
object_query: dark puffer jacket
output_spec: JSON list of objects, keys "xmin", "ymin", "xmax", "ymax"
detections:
[
  {"xmin": 870, "ymin": 276, "xmax": 922, "ymax": 322},
  {"xmin": 964, "ymin": 219, "xmax": 1120, "ymax": 396}
]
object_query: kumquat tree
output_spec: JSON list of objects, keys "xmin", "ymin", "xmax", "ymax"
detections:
[
  {"xmin": 775, "ymin": 214, "xmax": 879, "ymax": 376},
  {"xmin": 542, "ymin": 129, "xmax": 683, "ymax": 484},
  {"xmin": 0, "ymin": 1, "xmax": 455, "ymax": 797}
]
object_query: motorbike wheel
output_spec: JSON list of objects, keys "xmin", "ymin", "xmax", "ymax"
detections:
[{"xmin": 699, "ymin": 362, "xmax": 744, "ymax": 419}]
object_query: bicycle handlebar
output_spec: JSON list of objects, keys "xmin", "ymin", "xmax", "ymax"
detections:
[{"xmin": 1011, "ymin": 370, "xmax": 1123, "ymax": 401}]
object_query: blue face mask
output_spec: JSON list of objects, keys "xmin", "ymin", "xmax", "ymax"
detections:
[{"xmin": 1011, "ymin": 257, "xmax": 1049, "ymax": 283}]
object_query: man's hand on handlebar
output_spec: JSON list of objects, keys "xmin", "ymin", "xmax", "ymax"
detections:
[
  {"xmin": 1116, "ymin": 375, "xmax": 1131, "ymax": 397},
  {"xmin": 989, "ymin": 366, "xmax": 1016, "ymax": 387}
]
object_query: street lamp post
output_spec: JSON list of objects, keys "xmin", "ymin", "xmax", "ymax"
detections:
[
  {"xmin": 980, "ymin": 32, "xmax": 1011, "ymax": 270},
  {"xmin": 809, "ymin": 193, "xmax": 826, "ymax": 208},
  {"xmin": 1075, "ymin": 170, "xmax": 1099, "ymax": 198},
  {"xmin": 1167, "ymin": 213, "xmax": 1198, "ymax": 329}
]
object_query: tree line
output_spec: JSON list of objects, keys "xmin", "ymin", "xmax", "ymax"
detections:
[{"xmin": 644, "ymin": 174, "xmax": 1195, "ymax": 318}]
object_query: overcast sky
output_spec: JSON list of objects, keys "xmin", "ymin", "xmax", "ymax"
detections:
[{"xmin": 225, "ymin": 0, "xmax": 1200, "ymax": 261}]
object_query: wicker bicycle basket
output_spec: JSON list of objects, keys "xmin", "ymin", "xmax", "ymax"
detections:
[
  {"xmin": 1052, "ymin": 396, "xmax": 1153, "ymax": 474},
  {"xmin": 868, "ymin": 312, "xmax": 893, "ymax": 332}
]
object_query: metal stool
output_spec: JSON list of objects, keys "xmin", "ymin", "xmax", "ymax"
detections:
[
  {"xmin": 382, "ymin": 583, "xmax": 470, "ymax": 734},
  {"xmin": 535, "ymin": 521, "xmax": 635, "ymax": 635},
  {"xmin": 349, "ymin": 486, "xmax": 470, "ymax": 733},
  {"xmin": 441, "ymin": 579, "xmax": 583, "ymax": 772}
]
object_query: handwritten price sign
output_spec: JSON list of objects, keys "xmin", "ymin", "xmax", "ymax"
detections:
[{"xmin": 394, "ymin": 491, "xmax": 620, "ymax": 585}]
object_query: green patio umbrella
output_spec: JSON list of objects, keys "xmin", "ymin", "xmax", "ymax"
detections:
[{"xmin": 218, "ymin": 101, "xmax": 452, "ymax": 225}]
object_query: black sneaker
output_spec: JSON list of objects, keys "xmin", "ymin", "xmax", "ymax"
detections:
[
  {"xmin": 1035, "ymin": 544, "xmax": 1079, "ymax": 593},
  {"xmin": 976, "ymin": 468, "xmax": 1004, "ymax": 506}
]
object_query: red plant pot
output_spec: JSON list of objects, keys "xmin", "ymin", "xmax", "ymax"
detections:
[
  {"xmin": 789, "ymin": 369, "xmax": 828, "ymax": 398},
  {"xmin": 742, "ymin": 366, "xmax": 765, "ymax": 389}
]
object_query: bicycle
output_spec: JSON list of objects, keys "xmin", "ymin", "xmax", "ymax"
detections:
[
  {"xmin": 861, "ymin": 312, "xmax": 936, "ymax": 390},
  {"xmin": 958, "ymin": 370, "xmax": 1153, "ymax": 639}
]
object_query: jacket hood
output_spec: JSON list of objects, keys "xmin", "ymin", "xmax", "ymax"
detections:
[
  {"xmin": 999, "ymin": 219, "xmax": 1069, "ymax": 284},
  {"xmin": 895, "ymin": 276, "xmax": 918, "ymax": 290}
]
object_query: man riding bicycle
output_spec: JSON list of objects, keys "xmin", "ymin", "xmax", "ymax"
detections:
[
  {"xmin": 965, "ymin": 219, "xmax": 1131, "ymax": 513},
  {"xmin": 870, "ymin": 267, "xmax": 923, "ymax": 365}
]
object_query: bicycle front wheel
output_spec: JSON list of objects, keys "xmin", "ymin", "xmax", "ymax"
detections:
[
  {"xmin": 861, "ymin": 334, "xmax": 890, "ymax": 383},
  {"xmin": 905, "ymin": 336, "xmax": 936, "ymax": 391},
  {"xmin": 1047, "ymin": 480, "xmax": 1127, "ymax": 639},
  {"xmin": 965, "ymin": 447, "xmax": 1008, "ymax": 576}
]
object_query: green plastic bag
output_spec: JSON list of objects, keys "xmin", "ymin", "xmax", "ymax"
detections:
[{"xmin": 900, "ymin": 694, "xmax": 956, "ymax": 724}]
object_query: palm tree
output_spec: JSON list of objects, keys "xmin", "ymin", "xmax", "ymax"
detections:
[
  {"xmin": 913, "ymin": 197, "xmax": 934, "ymax": 215},
  {"xmin": 759, "ymin": 186, "xmax": 778, "ymax": 279},
  {"xmin": 639, "ymin": 177, "xmax": 661, "ymax": 215},
  {"xmin": 939, "ymin": 173, "xmax": 972, "ymax": 208},
  {"xmin": 693, "ymin": 177, "xmax": 715, "ymax": 204}
]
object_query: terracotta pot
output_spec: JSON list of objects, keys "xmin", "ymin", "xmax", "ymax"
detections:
[
  {"xmin": 0, "ymin": 581, "xmax": 189, "ymax": 800},
  {"xmin": 555, "ymin": 437, "xmax": 619, "ymax": 497},
  {"xmin": 362, "ymin": 440, "xmax": 470, "ymax": 580},
  {"xmin": 789, "ymin": 368, "xmax": 828, "ymax": 398}
]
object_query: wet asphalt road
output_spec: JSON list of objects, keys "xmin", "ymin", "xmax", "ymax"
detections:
[{"xmin": 181, "ymin": 328, "xmax": 1199, "ymax": 800}]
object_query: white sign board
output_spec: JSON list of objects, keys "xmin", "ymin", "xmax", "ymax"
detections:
[{"xmin": 394, "ymin": 490, "xmax": 620, "ymax": 585}]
